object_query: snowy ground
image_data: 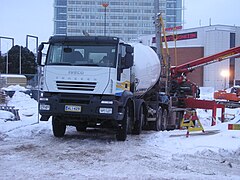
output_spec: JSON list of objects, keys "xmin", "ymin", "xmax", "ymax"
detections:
[{"xmin": 0, "ymin": 87, "xmax": 240, "ymax": 179}]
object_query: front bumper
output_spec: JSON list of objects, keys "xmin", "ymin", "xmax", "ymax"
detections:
[{"xmin": 39, "ymin": 92, "xmax": 124, "ymax": 122}]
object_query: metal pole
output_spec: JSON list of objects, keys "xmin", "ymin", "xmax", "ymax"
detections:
[
  {"xmin": 19, "ymin": 46, "xmax": 21, "ymax": 74},
  {"xmin": 104, "ymin": 7, "xmax": 106, "ymax": 36},
  {"xmin": 26, "ymin": 36, "xmax": 28, "ymax": 49},
  {"xmin": 154, "ymin": 0, "xmax": 161, "ymax": 59},
  {"xmin": 36, "ymin": 38, "xmax": 38, "ymax": 55},
  {"xmin": 0, "ymin": 39, "xmax": 1, "ymax": 56},
  {"xmin": 173, "ymin": 29, "xmax": 178, "ymax": 66},
  {"xmin": 102, "ymin": 3, "xmax": 109, "ymax": 36},
  {"xmin": 224, "ymin": 77, "xmax": 226, "ymax": 89},
  {"xmin": 6, "ymin": 52, "xmax": 8, "ymax": 74}
]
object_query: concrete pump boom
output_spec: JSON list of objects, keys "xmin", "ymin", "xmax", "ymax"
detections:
[{"xmin": 171, "ymin": 46, "xmax": 240, "ymax": 78}]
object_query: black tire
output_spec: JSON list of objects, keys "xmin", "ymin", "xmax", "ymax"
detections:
[
  {"xmin": 161, "ymin": 109, "xmax": 168, "ymax": 131},
  {"xmin": 133, "ymin": 105, "xmax": 145, "ymax": 135},
  {"xmin": 154, "ymin": 107, "xmax": 162, "ymax": 131},
  {"xmin": 52, "ymin": 116, "xmax": 66, "ymax": 137},
  {"xmin": 116, "ymin": 103, "xmax": 133, "ymax": 141}
]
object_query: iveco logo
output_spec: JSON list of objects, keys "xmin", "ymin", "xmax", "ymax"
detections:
[{"xmin": 68, "ymin": 71, "xmax": 84, "ymax": 75}]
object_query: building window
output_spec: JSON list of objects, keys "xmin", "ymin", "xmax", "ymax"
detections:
[
  {"xmin": 56, "ymin": 28, "xmax": 66, "ymax": 34},
  {"xmin": 142, "ymin": 16, "xmax": 150, "ymax": 20},
  {"xmin": 110, "ymin": 9, "xmax": 123, "ymax": 13},
  {"xmin": 124, "ymin": 30, "xmax": 137, "ymax": 34},
  {"xmin": 56, "ymin": 0, "xmax": 67, "ymax": 6},
  {"xmin": 68, "ymin": 22, "xmax": 77, "ymax": 26},
  {"xmin": 56, "ymin": 7, "xmax": 66, "ymax": 14},
  {"xmin": 68, "ymin": 15, "xmax": 76, "ymax": 19},
  {"xmin": 128, "ymin": 16, "xmax": 138, "ymax": 20},
  {"xmin": 144, "ymin": 9, "xmax": 152, "ymax": 13},
  {"xmin": 56, "ymin": 14, "xmax": 67, "ymax": 20},
  {"xmin": 68, "ymin": 1, "xmax": 76, "ymax": 5},
  {"xmin": 167, "ymin": 10, "xmax": 177, "ymax": 15},
  {"xmin": 110, "ymin": 30, "xmax": 122, "ymax": 34},
  {"xmin": 56, "ymin": 21, "xmax": 67, "ymax": 26},
  {"xmin": 112, "ymin": 23, "xmax": 121, "ymax": 27},
  {"xmin": 110, "ymin": 2, "xmax": 121, "ymax": 5}
]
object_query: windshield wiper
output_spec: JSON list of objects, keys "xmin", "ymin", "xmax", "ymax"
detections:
[
  {"xmin": 73, "ymin": 63, "xmax": 100, "ymax": 66},
  {"xmin": 48, "ymin": 62, "xmax": 72, "ymax": 65}
]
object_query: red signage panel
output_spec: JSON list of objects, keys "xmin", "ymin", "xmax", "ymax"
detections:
[{"xmin": 152, "ymin": 32, "xmax": 198, "ymax": 43}]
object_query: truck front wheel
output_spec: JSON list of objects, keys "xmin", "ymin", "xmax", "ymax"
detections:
[
  {"xmin": 116, "ymin": 103, "xmax": 133, "ymax": 141},
  {"xmin": 52, "ymin": 116, "xmax": 66, "ymax": 137}
]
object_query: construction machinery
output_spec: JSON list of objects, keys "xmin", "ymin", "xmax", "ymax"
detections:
[
  {"xmin": 214, "ymin": 87, "xmax": 240, "ymax": 102},
  {"xmin": 168, "ymin": 46, "xmax": 240, "ymax": 125},
  {"xmin": 169, "ymin": 46, "xmax": 240, "ymax": 103},
  {"xmin": 214, "ymin": 87, "xmax": 240, "ymax": 108}
]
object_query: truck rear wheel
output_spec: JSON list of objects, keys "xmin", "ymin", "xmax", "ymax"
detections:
[
  {"xmin": 154, "ymin": 107, "xmax": 162, "ymax": 131},
  {"xmin": 148, "ymin": 107, "xmax": 162, "ymax": 131},
  {"xmin": 52, "ymin": 116, "xmax": 66, "ymax": 137},
  {"xmin": 116, "ymin": 103, "xmax": 133, "ymax": 141},
  {"xmin": 161, "ymin": 109, "xmax": 168, "ymax": 130},
  {"xmin": 133, "ymin": 105, "xmax": 145, "ymax": 135}
]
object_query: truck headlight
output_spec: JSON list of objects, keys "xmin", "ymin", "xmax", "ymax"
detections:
[
  {"xmin": 39, "ymin": 104, "xmax": 50, "ymax": 111},
  {"xmin": 39, "ymin": 97, "xmax": 49, "ymax": 101},
  {"xmin": 99, "ymin": 107, "xmax": 112, "ymax": 114},
  {"xmin": 101, "ymin": 100, "xmax": 113, "ymax": 104},
  {"xmin": 39, "ymin": 76, "xmax": 45, "ymax": 90}
]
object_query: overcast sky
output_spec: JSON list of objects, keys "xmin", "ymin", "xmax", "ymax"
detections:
[{"xmin": 0, "ymin": 0, "xmax": 239, "ymax": 53}]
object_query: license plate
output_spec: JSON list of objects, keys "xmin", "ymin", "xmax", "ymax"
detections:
[{"xmin": 65, "ymin": 105, "xmax": 81, "ymax": 112}]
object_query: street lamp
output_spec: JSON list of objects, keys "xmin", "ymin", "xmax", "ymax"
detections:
[
  {"xmin": 102, "ymin": 3, "xmax": 109, "ymax": 36},
  {"xmin": 221, "ymin": 70, "xmax": 229, "ymax": 89}
]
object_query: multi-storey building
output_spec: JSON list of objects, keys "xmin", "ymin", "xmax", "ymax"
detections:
[{"xmin": 54, "ymin": 0, "xmax": 183, "ymax": 41}]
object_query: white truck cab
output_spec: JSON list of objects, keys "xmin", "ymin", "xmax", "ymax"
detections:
[{"xmin": 37, "ymin": 36, "xmax": 135, "ymax": 141}]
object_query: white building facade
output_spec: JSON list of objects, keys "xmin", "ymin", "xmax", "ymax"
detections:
[
  {"xmin": 54, "ymin": 0, "xmax": 183, "ymax": 41},
  {"xmin": 139, "ymin": 25, "xmax": 240, "ymax": 90}
]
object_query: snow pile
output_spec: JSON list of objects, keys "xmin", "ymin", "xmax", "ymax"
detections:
[
  {"xmin": 0, "ymin": 90, "xmax": 38, "ymax": 133},
  {"xmin": 199, "ymin": 86, "xmax": 215, "ymax": 100},
  {"xmin": 0, "ymin": 110, "xmax": 15, "ymax": 121},
  {"xmin": 1, "ymin": 84, "xmax": 28, "ymax": 92},
  {"xmin": 7, "ymin": 91, "xmax": 37, "ymax": 117}
]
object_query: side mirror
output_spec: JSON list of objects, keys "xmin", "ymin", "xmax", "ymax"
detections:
[
  {"xmin": 122, "ymin": 53, "xmax": 133, "ymax": 69},
  {"xmin": 126, "ymin": 45, "xmax": 133, "ymax": 54},
  {"xmin": 37, "ymin": 43, "xmax": 44, "ymax": 65}
]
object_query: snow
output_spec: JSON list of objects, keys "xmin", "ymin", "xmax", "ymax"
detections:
[
  {"xmin": 1, "ymin": 84, "xmax": 28, "ymax": 92},
  {"xmin": 0, "ymin": 86, "xmax": 240, "ymax": 179},
  {"xmin": 0, "ymin": 74, "xmax": 26, "ymax": 78}
]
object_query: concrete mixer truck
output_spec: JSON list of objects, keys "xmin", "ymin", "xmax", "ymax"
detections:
[{"xmin": 37, "ymin": 36, "xmax": 180, "ymax": 141}]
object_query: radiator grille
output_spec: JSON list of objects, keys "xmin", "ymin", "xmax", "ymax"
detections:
[{"xmin": 56, "ymin": 81, "xmax": 96, "ymax": 91}]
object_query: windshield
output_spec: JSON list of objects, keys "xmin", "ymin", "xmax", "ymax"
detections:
[{"xmin": 46, "ymin": 43, "xmax": 117, "ymax": 67}]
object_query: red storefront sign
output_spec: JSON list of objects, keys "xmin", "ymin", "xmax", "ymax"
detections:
[
  {"xmin": 152, "ymin": 32, "xmax": 198, "ymax": 43},
  {"xmin": 165, "ymin": 26, "xmax": 182, "ymax": 31}
]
